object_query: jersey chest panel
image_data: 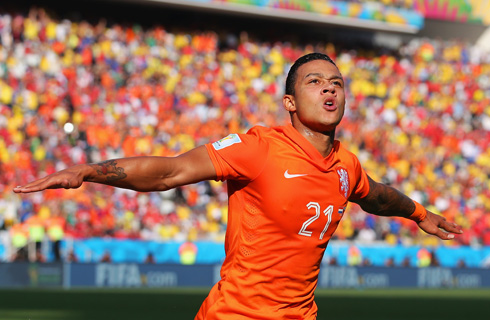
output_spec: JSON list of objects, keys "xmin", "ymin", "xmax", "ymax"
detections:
[{"xmin": 241, "ymin": 145, "xmax": 349, "ymax": 247}]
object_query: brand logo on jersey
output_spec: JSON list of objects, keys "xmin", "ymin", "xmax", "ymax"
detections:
[
  {"xmin": 284, "ymin": 170, "xmax": 308, "ymax": 179},
  {"xmin": 212, "ymin": 134, "xmax": 241, "ymax": 150},
  {"xmin": 337, "ymin": 167, "xmax": 349, "ymax": 199}
]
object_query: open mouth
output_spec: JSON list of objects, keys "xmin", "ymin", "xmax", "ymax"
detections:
[{"xmin": 324, "ymin": 99, "xmax": 336, "ymax": 110}]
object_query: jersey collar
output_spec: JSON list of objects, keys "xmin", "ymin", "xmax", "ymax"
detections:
[{"xmin": 279, "ymin": 124, "xmax": 340, "ymax": 170}]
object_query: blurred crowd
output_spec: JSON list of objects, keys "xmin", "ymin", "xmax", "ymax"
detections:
[{"xmin": 1, "ymin": 6, "xmax": 490, "ymax": 262}]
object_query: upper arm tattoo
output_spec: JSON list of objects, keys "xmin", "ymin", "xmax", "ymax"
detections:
[{"xmin": 89, "ymin": 160, "xmax": 127, "ymax": 182}]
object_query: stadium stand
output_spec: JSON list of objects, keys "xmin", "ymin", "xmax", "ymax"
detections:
[{"xmin": 1, "ymin": 0, "xmax": 490, "ymax": 265}]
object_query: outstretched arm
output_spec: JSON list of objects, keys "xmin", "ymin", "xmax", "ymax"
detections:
[
  {"xmin": 13, "ymin": 145, "xmax": 216, "ymax": 193},
  {"xmin": 350, "ymin": 175, "xmax": 463, "ymax": 240}
]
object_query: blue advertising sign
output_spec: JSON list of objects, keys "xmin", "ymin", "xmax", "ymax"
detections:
[
  {"xmin": 0, "ymin": 263, "xmax": 63, "ymax": 288},
  {"xmin": 69, "ymin": 263, "xmax": 221, "ymax": 288},
  {"xmin": 318, "ymin": 266, "xmax": 490, "ymax": 288},
  {"xmin": 1, "ymin": 263, "xmax": 489, "ymax": 289},
  {"xmin": 417, "ymin": 267, "xmax": 490, "ymax": 288}
]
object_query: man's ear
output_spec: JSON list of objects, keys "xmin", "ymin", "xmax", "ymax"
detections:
[{"xmin": 283, "ymin": 95, "xmax": 296, "ymax": 112}]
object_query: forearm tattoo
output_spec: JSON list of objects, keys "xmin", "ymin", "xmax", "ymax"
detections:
[
  {"xmin": 89, "ymin": 160, "xmax": 128, "ymax": 182},
  {"xmin": 353, "ymin": 177, "xmax": 415, "ymax": 218}
]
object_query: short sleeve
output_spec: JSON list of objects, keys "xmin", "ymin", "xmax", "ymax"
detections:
[
  {"xmin": 348, "ymin": 153, "xmax": 370, "ymax": 201},
  {"xmin": 205, "ymin": 132, "xmax": 269, "ymax": 182}
]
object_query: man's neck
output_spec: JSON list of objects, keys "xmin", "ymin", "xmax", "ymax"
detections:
[{"xmin": 295, "ymin": 126, "xmax": 336, "ymax": 158}]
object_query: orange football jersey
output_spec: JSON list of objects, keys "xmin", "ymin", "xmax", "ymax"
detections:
[{"xmin": 196, "ymin": 124, "xmax": 370, "ymax": 319}]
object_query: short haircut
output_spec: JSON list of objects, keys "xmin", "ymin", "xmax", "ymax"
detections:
[{"xmin": 285, "ymin": 52, "xmax": 337, "ymax": 96}]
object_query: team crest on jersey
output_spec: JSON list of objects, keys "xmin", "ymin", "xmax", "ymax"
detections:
[
  {"xmin": 337, "ymin": 167, "xmax": 349, "ymax": 199},
  {"xmin": 212, "ymin": 134, "xmax": 242, "ymax": 150}
]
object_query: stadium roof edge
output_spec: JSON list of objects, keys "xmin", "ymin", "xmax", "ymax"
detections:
[{"xmin": 125, "ymin": 0, "xmax": 419, "ymax": 34}]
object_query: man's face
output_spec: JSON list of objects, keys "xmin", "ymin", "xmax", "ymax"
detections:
[{"xmin": 284, "ymin": 59, "xmax": 345, "ymax": 133}]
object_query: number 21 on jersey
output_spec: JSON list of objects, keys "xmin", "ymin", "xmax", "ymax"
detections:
[{"xmin": 298, "ymin": 202, "xmax": 334, "ymax": 240}]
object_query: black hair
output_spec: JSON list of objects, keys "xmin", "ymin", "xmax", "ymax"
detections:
[{"xmin": 285, "ymin": 52, "xmax": 337, "ymax": 96}]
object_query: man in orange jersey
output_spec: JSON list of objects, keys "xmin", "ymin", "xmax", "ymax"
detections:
[{"xmin": 14, "ymin": 53, "xmax": 463, "ymax": 319}]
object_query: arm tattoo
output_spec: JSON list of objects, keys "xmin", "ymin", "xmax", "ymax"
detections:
[
  {"xmin": 89, "ymin": 160, "xmax": 128, "ymax": 182},
  {"xmin": 352, "ymin": 176, "xmax": 415, "ymax": 218}
]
